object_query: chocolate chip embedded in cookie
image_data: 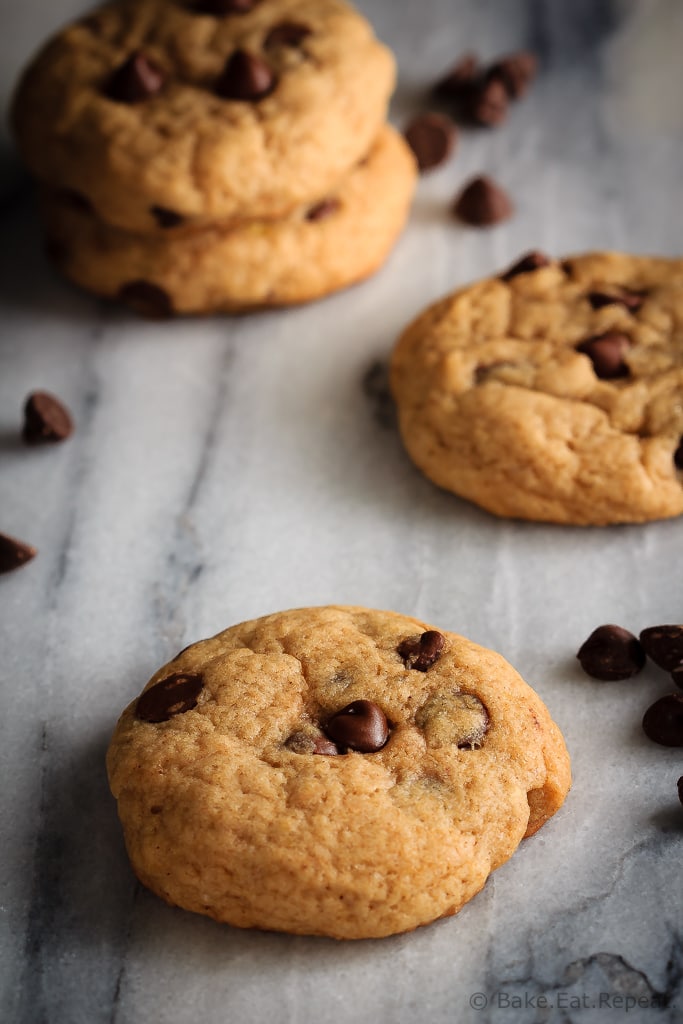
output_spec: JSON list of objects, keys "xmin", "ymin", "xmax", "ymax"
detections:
[
  {"xmin": 390, "ymin": 251, "xmax": 683, "ymax": 525},
  {"xmin": 106, "ymin": 605, "xmax": 571, "ymax": 939},
  {"xmin": 11, "ymin": 0, "xmax": 396, "ymax": 233}
]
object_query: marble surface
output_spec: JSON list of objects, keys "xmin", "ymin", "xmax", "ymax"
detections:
[{"xmin": 1, "ymin": 1, "xmax": 682, "ymax": 1022}]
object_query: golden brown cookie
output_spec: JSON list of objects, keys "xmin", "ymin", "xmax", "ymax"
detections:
[
  {"xmin": 106, "ymin": 605, "xmax": 571, "ymax": 939},
  {"xmin": 41, "ymin": 124, "xmax": 416, "ymax": 314},
  {"xmin": 12, "ymin": 0, "xmax": 395, "ymax": 233},
  {"xmin": 391, "ymin": 251, "xmax": 683, "ymax": 525}
]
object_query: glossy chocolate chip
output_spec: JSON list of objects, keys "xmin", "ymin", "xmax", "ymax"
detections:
[
  {"xmin": 305, "ymin": 198, "xmax": 340, "ymax": 222},
  {"xmin": 0, "ymin": 532, "xmax": 37, "ymax": 574},
  {"xmin": 588, "ymin": 289, "xmax": 645, "ymax": 312},
  {"xmin": 470, "ymin": 77, "xmax": 508, "ymax": 126},
  {"xmin": 105, "ymin": 52, "xmax": 164, "ymax": 104},
  {"xmin": 264, "ymin": 22, "xmax": 312, "ymax": 49},
  {"xmin": 675, "ymin": 438, "xmax": 683, "ymax": 470},
  {"xmin": 22, "ymin": 391, "xmax": 73, "ymax": 445},
  {"xmin": 404, "ymin": 112, "xmax": 457, "ymax": 172},
  {"xmin": 416, "ymin": 692, "xmax": 489, "ymax": 749},
  {"xmin": 500, "ymin": 250, "xmax": 551, "ymax": 281},
  {"xmin": 324, "ymin": 700, "xmax": 389, "ymax": 753},
  {"xmin": 195, "ymin": 0, "xmax": 258, "ymax": 12},
  {"xmin": 576, "ymin": 332, "xmax": 630, "ymax": 379},
  {"xmin": 453, "ymin": 175, "xmax": 513, "ymax": 226},
  {"xmin": 488, "ymin": 51, "xmax": 538, "ymax": 99},
  {"xmin": 286, "ymin": 730, "xmax": 338, "ymax": 755},
  {"xmin": 216, "ymin": 50, "xmax": 276, "ymax": 101},
  {"xmin": 639, "ymin": 625, "xmax": 683, "ymax": 672},
  {"xmin": 678, "ymin": 776, "xmax": 683, "ymax": 807},
  {"xmin": 151, "ymin": 206, "xmax": 184, "ymax": 229},
  {"xmin": 118, "ymin": 281, "xmax": 173, "ymax": 319},
  {"xmin": 577, "ymin": 624, "xmax": 645, "ymax": 681},
  {"xmin": 433, "ymin": 53, "xmax": 479, "ymax": 101},
  {"xmin": 642, "ymin": 693, "xmax": 683, "ymax": 747},
  {"xmin": 398, "ymin": 630, "xmax": 445, "ymax": 671},
  {"xmin": 136, "ymin": 673, "xmax": 204, "ymax": 723}
]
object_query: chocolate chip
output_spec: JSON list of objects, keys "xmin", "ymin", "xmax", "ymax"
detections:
[
  {"xmin": 136, "ymin": 673, "xmax": 204, "ymax": 723},
  {"xmin": 216, "ymin": 50, "xmax": 276, "ymax": 101},
  {"xmin": 324, "ymin": 700, "xmax": 389, "ymax": 753},
  {"xmin": 675, "ymin": 438, "xmax": 683, "ymax": 470},
  {"xmin": 194, "ymin": 0, "xmax": 258, "ymax": 12},
  {"xmin": 470, "ymin": 77, "xmax": 509, "ymax": 126},
  {"xmin": 151, "ymin": 206, "xmax": 184, "ymax": 229},
  {"xmin": 286, "ymin": 730, "xmax": 338, "ymax": 755},
  {"xmin": 433, "ymin": 53, "xmax": 479, "ymax": 101},
  {"xmin": 305, "ymin": 198, "xmax": 340, "ymax": 222},
  {"xmin": 416, "ymin": 692, "xmax": 489, "ymax": 749},
  {"xmin": 118, "ymin": 281, "xmax": 173, "ymax": 319},
  {"xmin": 577, "ymin": 625, "xmax": 645, "ymax": 681},
  {"xmin": 0, "ymin": 532, "xmax": 37, "ymax": 574},
  {"xmin": 22, "ymin": 391, "xmax": 74, "ymax": 445},
  {"xmin": 453, "ymin": 175, "xmax": 513, "ymax": 226},
  {"xmin": 576, "ymin": 332, "xmax": 630, "ymax": 379},
  {"xmin": 678, "ymin": 776, "xmax": 683, "ymax": 807},
  {"xmin": 264, "ymin": 22, "xmax": 312, "ymax": 49},
  {"xmin": 398, "ymin": 630, "xmax": 445, "ymax": 671},
  {"xmin": 105, "ymin": 52, "xmax": 164, "ymax": 104},
  {"xmin": 672, "ymin": 665, "xmax": 683, "ymax": 690},
  {"xmin": 488, "ymin": 51, "xmax": 538, "ymax": 99},
  {"xmin": 639, "ymin": 625, "xmax": 683, "ymax": 672},
  {"xmin": 587, "ymin": 289, "xmax": 645, "ymax": 312},
  {"xmin": 404, "ymin": 112, "xmax": 457, "ymax": 172},
  {"xmin": 642, "ymin": 693, "xmax": 683, "ymax": 747},
  {"xmin": 500, "ymin": 250, "xmax": 551, "ymax": 281}
]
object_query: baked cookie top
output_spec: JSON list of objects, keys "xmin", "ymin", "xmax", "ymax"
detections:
[
  {"xmin": 391, "ymin": 251, "xmax": 683, "ymax": 525},
  {"xmin": 106, "ymin": 605, "xmax": 570, "ymax": 939},
  {"xmin": 41, "ymin": 124, "xmax": 416, "ymax": 314},
  {"xmin": 12, "ymin": 0, "xmax": 395, "ymax": 233}
]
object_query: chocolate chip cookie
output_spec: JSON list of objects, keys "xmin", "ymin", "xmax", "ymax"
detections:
[
  {"xmin": 106, "ymin": 605, "xmax": 571, "ymax": 939},
  {"xmin": 12, "ymin": 0, "xmax": 395, "ymax": 233},
  {"xmin": 41, "ymin": 124, "xmax": 416, "ymax": 314},
  {"xmin": 390, "ymin": 251, "xmax": 683, "ymax": 525}
]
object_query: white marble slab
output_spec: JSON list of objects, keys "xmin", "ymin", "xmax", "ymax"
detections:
[{"xmin": 1, "ymin": 2, "xmax": 682, "ymax": 1022}]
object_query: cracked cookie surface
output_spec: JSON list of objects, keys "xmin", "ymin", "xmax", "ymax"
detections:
[
  {"xmin": 41, "ymin": 125, "xmax": 416, "ymax": 314},
  {"xmin": 106, "ymin": 605, "xmax": 570, "ymax": 939},
  {"xmin": 12, "ymin": 0, "xmax": 395, "ymax": 233},
  {"xmin": 390, "ymin": 251, "xmax": 683, "ymax": 525}
]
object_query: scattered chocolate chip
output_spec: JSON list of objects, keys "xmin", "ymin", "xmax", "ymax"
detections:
[
  {"xmin": 22, "ymin": 391, "xmax": 74, "ymax": 445},
  {"xmin": 305, "ymin": 198, "xmax": 340, "ymax": 222},
  {"xmin": 105, "ymin": 52, "xmax": 164, "ymax": 104},
  {"xmin": 675, "ymin": 438, "xmax": 683, "ymax": 470},
  {"xmin": 639, "ymin": 625, "xmax": 683, "ymax": 672},
  {"xmin": 433, "ymin": 53, "xmax": 479, "ymax": 101},
  {"xmin": 672, "ymin": 664, "xmax": 683, "ymax": 690},
  {"xmin": 587, "ymin": 289, "xmax": 645, "ymax": 312},
  {"xmin": 678, "ymin": 776, "xmax": 683, "ymax": 807},
  {"xmin": 216, "ymin": 49, "xmax": 276, "ymax": 101},
  {"xmin": 0, "ymin": 532, "xmax": 37, "ymax": 575},
  {"xmin": 576, "ymin": 332, "xmax": 630, "ymax": 379},
  {"xmin": 500, "ymin": 250, "xmax": 551, "ymax": 281},
  {"xmin": 404, "ymin": 112, "xmax": 457, "ymax": 172},
  {"xmin": 470, "ymin": 77, "xmax": 508, "ymax": 126},
  {"xmin": 416, "ymin": 691, "xmax": 489, "ymax": 749},
  {"xmin": 488, "ymin": 51, "xmax": 538, "ymax": 99},
  {"xmin": 55, "ymin": 189, "xmax": 92, "ymax": 214},
  {"xmin": 398, "ymin": 630, "xmax": 445, "ymax": 671},
  {"xmin": 642, "ymin": 693, "xmax": 683, "ymax": 747},
  {"xmin": 136, "ymin": 673, "xmax": 204, "ymax": 723},
  {"xmin": 151, "ymin": 206, "xmax": 184, "ymax": 229},
  {"xmin": 453, "ymin": 175, "xmax": 513, "ymax": 226},
  {"xmin": 324, "ymin": 700, "xmax": 389, "ymax": 753},
  {"xmin": 286, "ymin": 730, "xmax": 338, "ymax": 755},
  {"xmin": 194, "ymin": 0, "xmax": 258, "ymax": 12},
  {"xmin": 118, "ymin": 281, "xmax": 173, "ymax": 319},
  {"xmin": 264, "ymin": 21, "xmax": 312, "ymax": 49},
  {"xmin": 577, "ymin": 624, "xmax": 645, "ymax": 681}
]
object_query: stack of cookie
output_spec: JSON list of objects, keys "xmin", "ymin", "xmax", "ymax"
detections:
[{"xmin": 11, "ymin": 0, "xmax": 416, "ymax": 316}]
